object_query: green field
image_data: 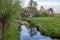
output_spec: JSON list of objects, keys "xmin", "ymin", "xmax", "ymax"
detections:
[{"xmin": 28, "ymin": 14, "xmax": 60, "ymax": 38}]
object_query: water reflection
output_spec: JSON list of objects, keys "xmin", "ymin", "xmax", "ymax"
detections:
[{"xmin": 20, "ymin": 25, "xmax": 57, "ymax": 40}]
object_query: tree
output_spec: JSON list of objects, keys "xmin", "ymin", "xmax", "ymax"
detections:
[
  {"xmin": 49, "ymin": 8, "xmax": 53, "ymax": 14},
  {"xmin": 29, "ymin": 0, "xmax": 37, "ymax": 8},
  {"xmin": 28, "ymin": 0, "xmax": 38, "ymax": 12},
  {"xmin": 0, "ymin": 0, "xmax": 23, "ymax": 25},
  {"xmin": 0, "ymin": 0, "xmax": 12, "ymax": 20},
  {"xmin": 0, "ymin": 0, "xmax": 23, "ymax": 39},
  {"xmin": 40, "ymin": 6, "xmax": 45, "ymax": 11},
  {"xmin": 30, "ymin": 0, "xmax": 33, "ymax": 7},
  {"xmin": 32, "ymin": 1, "xmax": 37, "ymax": 8}
]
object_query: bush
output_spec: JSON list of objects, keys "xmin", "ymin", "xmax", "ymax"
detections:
[{"xmin": 39, "ymin": 11, "xmax": 48, "ymax": 17}]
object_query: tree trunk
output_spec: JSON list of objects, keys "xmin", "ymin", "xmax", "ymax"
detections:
[{"xmin": 0, "ymin": 20, "xmax": 4, "ymax": 39}]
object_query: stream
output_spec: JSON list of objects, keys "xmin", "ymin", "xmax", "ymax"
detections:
[{"xmin": 20, "ymin": 25, "xmax": 58, "ymax": 40}]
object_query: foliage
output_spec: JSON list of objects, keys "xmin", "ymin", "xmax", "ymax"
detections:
[
  {"xmin": 42, "ymin": 11, "xmax": 48, "ymax": 16},
  {"xmin": 0, "ymin": 0, "xmax": 23, "ymax": 21},
  {"xmin": 3, "ymin": 13, "xmax": 20, "ymax": 40},
  {"xmin": 0, "ymin": 0, "xmax": 23, "ymax": 40},
  {"xmin": 0, "ymin": 0, "xmax": 13, "ymax": 21},
  {"xmin": 28, "ymin": 0, "xmax": 37, "ymax": 12}
]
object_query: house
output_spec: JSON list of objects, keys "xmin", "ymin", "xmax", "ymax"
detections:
[{"xmin": 27, "ymin": 7, "xmax": 39, "ymax": 17}]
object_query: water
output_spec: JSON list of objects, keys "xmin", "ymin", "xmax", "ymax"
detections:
[{"xmin": 20, "ymin": 25, "xmax": 58, "ymax": 40}]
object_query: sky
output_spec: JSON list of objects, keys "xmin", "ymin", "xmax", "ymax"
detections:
[{"xmin": 20, "ymin": 0, "xmax": 60, "ymax": 13}]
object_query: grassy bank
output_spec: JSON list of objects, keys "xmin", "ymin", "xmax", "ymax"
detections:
[
  {"xmin": 3, "ymin": 14, "xmax": 20, "ymax": 40},
  {"xmin": 28, "ymin": 14, "xmax": 60, "ymax": 38}
]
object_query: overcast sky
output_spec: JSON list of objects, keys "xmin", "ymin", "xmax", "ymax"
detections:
[{"xmin": 20, "ymin": 0, "xmax": 60, "ymax": 13}]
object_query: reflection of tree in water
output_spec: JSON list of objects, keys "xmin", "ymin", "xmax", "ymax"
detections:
[{"xmin": 30, "ymin": 27, "xmax": 37, "ymax": 37}]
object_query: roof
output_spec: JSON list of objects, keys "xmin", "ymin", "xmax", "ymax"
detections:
[{"xmin": 27, "ymin": 7, "xmax": 39, "ymax": 12}]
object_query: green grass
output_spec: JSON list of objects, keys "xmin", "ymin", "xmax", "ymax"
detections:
[
  {"xmin": 28, "ymin": 14, "xmax": 60, "ymax": 38},
  {"xmin": 3, "ymin": 14, "xmax": 20, "ymax": 40}
]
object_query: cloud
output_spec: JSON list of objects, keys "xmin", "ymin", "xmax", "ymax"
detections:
[
  {"xmin": 34, "ymin": 0, "xmax": 60, "ymax": 2},
  {"xmin": 37, "ymin": 2, "xmax": 60, "ymax": 6},
  {"xmin": 34, "ymin": 0, "xmax": 60, "ymax": 13},
  {"xmin": 20, "ymin": 0, "xmax": 30, "ymax": 8}
]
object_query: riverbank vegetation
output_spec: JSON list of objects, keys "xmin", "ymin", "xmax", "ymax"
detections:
[
  {"xmin": 27, "ymin": 14, "xmax": 60, "ymax": 38},
  {"xmin": 3, "ymin": 14, "xmax": 20, "ymax": 40}
]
